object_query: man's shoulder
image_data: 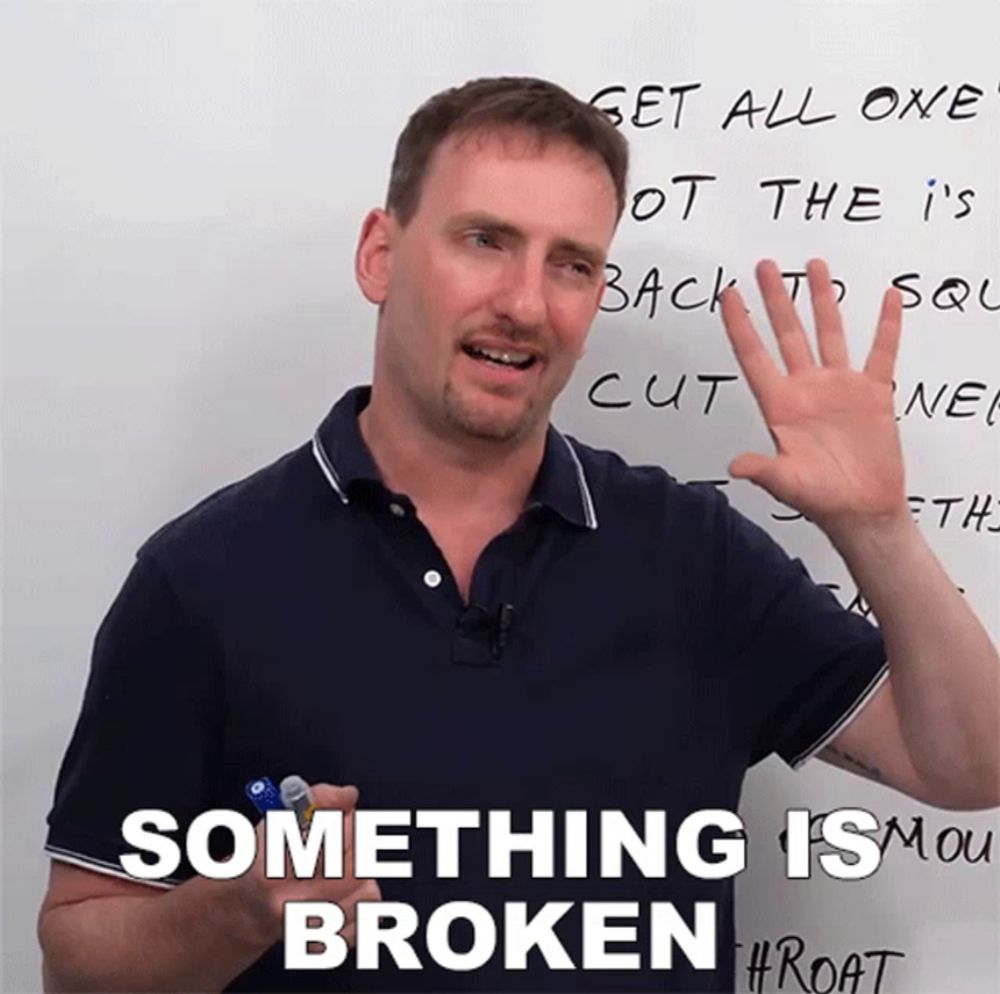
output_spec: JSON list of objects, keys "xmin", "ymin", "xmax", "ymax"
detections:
[
  {"xmin": 137, "ymin": 441, "xmax": 319, "ymax": 570},
  {"xmin": 561, "ymin": 431, "xmax": 729, "ymax": 523}
]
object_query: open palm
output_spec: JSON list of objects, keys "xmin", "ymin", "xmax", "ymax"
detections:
[{"xmin": 720, "ymin": 258, "xmax": 906, "ymax": 533}]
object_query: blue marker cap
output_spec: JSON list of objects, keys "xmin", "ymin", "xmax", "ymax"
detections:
[{"xmin": 245, "ymin": 776, "xmax": 284, "ymax": 814}]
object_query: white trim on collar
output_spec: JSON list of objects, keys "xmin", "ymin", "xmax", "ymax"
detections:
[
  {"xmin": 311, "ymin": 432, "xmax": 349, "ymax": 505},
  {"xmin": 554, "ymin": 431, "xmax": 599, "ymax": 531},
  {"xmin": 311, "ymin": 422, "xmax": 597, "ymax": 528}
]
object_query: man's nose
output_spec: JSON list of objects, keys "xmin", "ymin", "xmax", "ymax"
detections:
[{"xmin": 492, "ymin": 253, "xmax": 548, "ymax": 332}]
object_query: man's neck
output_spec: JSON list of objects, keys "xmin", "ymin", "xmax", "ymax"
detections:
[{"xmin": 357, "ymin": 390, "xmax": 546, "ymax": 521}]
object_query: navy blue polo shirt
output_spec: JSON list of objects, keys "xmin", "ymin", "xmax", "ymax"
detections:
[{"xmin": 46, "ymin": 384, "xmax": 888, "ymax": 992}]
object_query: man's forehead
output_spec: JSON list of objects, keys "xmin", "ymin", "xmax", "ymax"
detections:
[{"xmin": 420, "ymin": 126, "xmax": 617, "ymax": 238}]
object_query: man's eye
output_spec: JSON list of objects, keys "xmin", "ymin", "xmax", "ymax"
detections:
[
  {"xmin": 469, "ymin": 232, "xmax": 499, "ymax": 249},
  {"xmin": 562, "ymin": 261, "xmax": 593, "ymax": 279}
]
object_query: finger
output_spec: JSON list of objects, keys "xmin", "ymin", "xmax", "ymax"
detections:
[
  {"xmin": 719, "ymin": 285, "xmax": 783, "ymax": 409},
  {"xmin": 806, "ymin": 258, "xmax": 849, "ymax": 368},
  {"xmin": 342, "ymin": 807, "xmax": 357, "ymax": 881},
  {"xmin": 289, "ymin": 783, "xmax": 359, "ymax": 882},
  {"xmin": 756, "ymin": 258, "xmax": 817, "ymax": 372},
  {"xmin": 337, "ymin": 878, "xmax": 382, "ymax": 928},
  {"xmin": 863, "ymin": 287, "xmax": 903, "ymax": 384},
  {"xmin": 311, "ymin": 783, "xmax": 360, "ymax": 811},
  {"xmin": 296, "ymin": 806, "xmax": 358, "ymax": 891},
  {"xmin": 318, "ymin": 878, "xmax": 379, "ymax": 951}
]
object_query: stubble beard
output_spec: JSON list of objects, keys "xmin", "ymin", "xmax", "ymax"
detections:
[{"xmin": 441, "ymin": 378, "xmax": 539, "ymax": 444}]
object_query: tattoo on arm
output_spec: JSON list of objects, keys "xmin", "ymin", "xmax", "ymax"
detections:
[{"xmin": 822, "ymin": 744, "xmax": 884, "ymax": 782}]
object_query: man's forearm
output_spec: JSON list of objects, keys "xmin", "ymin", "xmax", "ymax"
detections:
[
  {"xmin": 40, "ymin": 874, "xmax": 272, "ymax": 993},
  {"xmin": 826, "ymin": 511, "xmax": 1000, "ymax": 807}
]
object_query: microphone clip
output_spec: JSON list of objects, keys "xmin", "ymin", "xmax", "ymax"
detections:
[{"xmin": 490, "ymin": 602, "xmax": 515, "ymax": 659}]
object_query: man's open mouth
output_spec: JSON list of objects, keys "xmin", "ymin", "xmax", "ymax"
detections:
[{"xmin": 461, "ymin": 344, "xmax": 537, "ymax": 370}]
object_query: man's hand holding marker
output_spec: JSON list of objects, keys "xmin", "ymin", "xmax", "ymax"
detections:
[{"xmin": 241, "ymin": 778, "xmax": 381, "ymax": 949}]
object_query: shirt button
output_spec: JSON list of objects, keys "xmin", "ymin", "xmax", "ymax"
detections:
[
  {"xmin": 388, "ymin": 502, "xmax": 406, "ymax": 517},
  {"xmin": 423, "ymin": 569, "xmax": 442, "ymax": 589}
]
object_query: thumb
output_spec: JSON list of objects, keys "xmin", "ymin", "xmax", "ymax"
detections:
[{"xmin": 728, "ymin": 452, "xmax": 783, "ymax": 492}]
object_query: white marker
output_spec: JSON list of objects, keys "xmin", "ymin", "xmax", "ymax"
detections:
[{"xmin": 280, "ymin": 775, "xmax": 316, "ymax": 832}]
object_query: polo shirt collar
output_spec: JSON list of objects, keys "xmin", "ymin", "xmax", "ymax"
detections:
[
  {"xmin": 311, "ymin": 385, "xmax": 598, "ymax": 530},
  {"xmin": 531, "ymin": 423, "xmax": 599, "ymax": 530}
]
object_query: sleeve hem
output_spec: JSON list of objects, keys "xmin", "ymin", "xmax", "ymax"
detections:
[
  {"xmin": 788, "ymin": 659, "xmax": 891, "ymax": 770},
  {"xmin": 44, "ymin": 844, "xmax": 180, "ymax": 890}
]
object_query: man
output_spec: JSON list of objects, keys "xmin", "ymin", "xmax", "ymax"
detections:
[{"xmin": 38, "ymin": 76, "xmax": 999, "ymax": 993}]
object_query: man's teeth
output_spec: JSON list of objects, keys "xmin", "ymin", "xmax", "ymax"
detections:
[{"xmin": 465, "ymin": 345, "xmax": 535, "ymax": 368}]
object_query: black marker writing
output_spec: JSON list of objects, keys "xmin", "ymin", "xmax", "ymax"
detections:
[
  {"xmin": 817, "ymin": 584, "xmax": 877, "ymax": 621},
  {"xmin": 894, "ymin": 379, "xmax": 1000, "ymax": 426},
  {"xmin": 922, "ymin": 178, "xmax": 976, "ymax": 221},
  {"xmin": 590, "ymin": 82, "xmax": 702, "ymax": 130},
  {"xmin": 739, "ymin": 933, "xmax": 903, "ymax": 994},
  {"xmin": 779, "ymin": 270, "xmax": 847, "ymax": 303},
  {"xmin": 892, "ymin": 272, "xmax": 999, "ymax": 313},
  {"xmin": 778, "ymin": 812, "xmax": 993, "ymax": 866},
  {"xmin": 759, "ymin": 178, "xmax": 882, "ymax": 222},
  {"xmin": 773, "ymin": 493, "xmax": 1000, "ymax": 533},
  {"xmin": 881, "ymin": 815, "xmax": 993, "ymax": 864},
  {"xmin": 630, "ymin": 175, "xmax": 717, "ymax": 223},
  {"xmin": 908, "ymin": 494, "xmax": 1000, "ymax": 532},
  {"xmin": 860, "ymin": 83, "xmax": 988, "ymax": 122},
  {"xmin": 601, "ymin": 263, "xmax": 737, "ymax": 318},
  {"xmin": 721, "ymin": 87, "xmax": 837, "ymax": 130},
  {"xmin": 587, "ymin": 372, "xmax": 739, "ymax": 415}
]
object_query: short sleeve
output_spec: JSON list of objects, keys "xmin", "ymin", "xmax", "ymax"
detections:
[
  {"xmin": 711, "ymin": 490, "xmax": 889, "ymax": 770},
  {"xmin": 45, "ymin": 552, "xmax": 224, "ymax": 885}
]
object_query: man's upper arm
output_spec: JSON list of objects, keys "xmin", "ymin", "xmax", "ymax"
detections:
[
  {"xmin": 706, "ymin": 482, "xmax": 890, "ymax": 769},
  {"xmin": 817, "ymin": 674, "xmax": 935, "ymax": 804},
  {"xmin": 45, "ymin": 552, "xmax": 222, "ymax": 884}
]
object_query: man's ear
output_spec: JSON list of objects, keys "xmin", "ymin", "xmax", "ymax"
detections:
[{"xmin": 355, "ymin": 208, "xmax": 395, "ymax": 305}]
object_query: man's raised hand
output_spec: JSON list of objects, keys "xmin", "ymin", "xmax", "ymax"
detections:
[{"xmin": 719, "ymin": 258, "xmax": 907, "ymax": 536}]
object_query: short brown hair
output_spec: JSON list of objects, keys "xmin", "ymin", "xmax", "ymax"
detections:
[{"xmin": 386, "ymin": 76, "xmax": 629, "ymax": 228}]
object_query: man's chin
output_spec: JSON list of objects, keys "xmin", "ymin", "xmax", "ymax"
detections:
[
  {"xmin": 447, "ymin": 411, "xmax": 528, "ymax": 443},
  {"xmin": 443, "ymin": 392, "xmax": 538, "ymax": 444}
]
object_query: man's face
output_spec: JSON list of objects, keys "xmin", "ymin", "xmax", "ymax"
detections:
[{"xmin": 359, "ymin": 127, "xmax": 617, "ymax": 444}]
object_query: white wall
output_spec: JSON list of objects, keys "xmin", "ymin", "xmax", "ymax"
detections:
[{"xmin": 3, "ymin": 2, "xmax": 998, "ymax": 991}]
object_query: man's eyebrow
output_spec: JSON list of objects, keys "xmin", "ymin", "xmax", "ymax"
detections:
[{"xmin": 448, "ymin": 212, "xmax": 608, "ymax": 269}]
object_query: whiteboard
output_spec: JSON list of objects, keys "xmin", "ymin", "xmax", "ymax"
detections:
[{"xmin": 3, "ymin": 2, "xmax": 998, "ymax": 991}]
